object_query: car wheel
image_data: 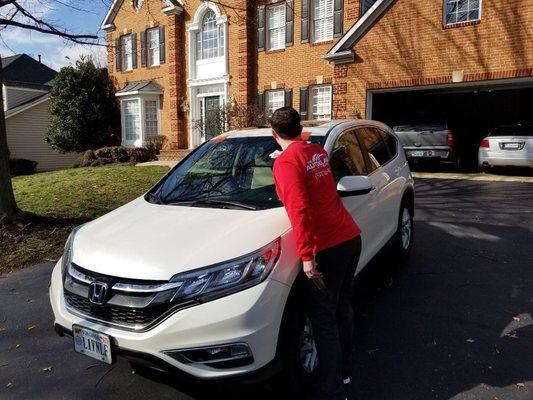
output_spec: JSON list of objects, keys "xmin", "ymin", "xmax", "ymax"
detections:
[
  {"xmin": 392, "ymin": 199, "xmax": 414, "ymax": 260},
  {"xmin": 277, "ymin": 285, "xmax": 318, "ymax": 396}
]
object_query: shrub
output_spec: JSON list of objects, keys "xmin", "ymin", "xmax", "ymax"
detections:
[
  {"xmin": 74, "ymin": 146, "xmax": 154, "ymax": 167},
  {"xmin": 9, "ymin": 158, "xmax": 38, "ymax": 176},
  {"xmin": 145, "ymin": 135, "xmax": 167, "ymax": 158},
  {"xmin": 127, "ymin": 148, "xmax": 152, "ymax": 163}
]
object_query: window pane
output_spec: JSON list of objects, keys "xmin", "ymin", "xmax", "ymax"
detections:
[
  {"xmin": 311, "ymin": 85, "xmax": 332, "ymax": 120},
  {"xmin": 331, "ymin": 131, "xmax": 366, "ymax": 182},
  {"xmin": 445, "ymin": 0, "xmax": 480, "ymax": 24},
  {"xmin": 199, "ymin": 10, "xmax": 224, "ymax": 60},
  {"xmin": 378, "ymin": 129, "xmax": 397, "ymax": 158},
  {"xmin": 123, "ymin": 100, "xmax": 140, "ymax": 141},
  {"xmin": 267, "ymin": 4, "xmax": 286, "ymax": 51},
  {"xmin": 357, "ymin": 128, "xmax": 390, "ymax": 171},
  {"xmin": 313, "ymin": 0, "xmax": 334, "ymax": 43},
  {"xmin": 145, "ymin": 100, "xmax": 158, "ymax": 136},
  {"xmin": 122, "ymin": 35, "xmax": 133, "ymax": 70},
  {"xmin": 266, "ymin": 90, "xmax": 285, "ymax": 117},
  {"xmin": 147, "ymin": 28, "xmax": 160, "ymax": 66}
]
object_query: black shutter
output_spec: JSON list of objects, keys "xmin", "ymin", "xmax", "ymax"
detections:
[
  {"xmin": 131, "ymin": 33, "xmax": 137, "ymax": 69},
  {"xmin": 301, "ymin": 0, "xmax": 309, "ymax": 43},
  {"xmin": 140, "ymin": 31, "xmax": 147, "ymax": 67},
  {"xmin": 257, "ymin": 92, "xmax": 265, "ymax": 115},
  {"xmin": 257, "ymin": 6, "xmax": 265, "ymax": 51},
  {"xmin": 285, "ymin": 0, "xmax": 294, "ymax": 46},
  {"xmin": 299, "ymin": 87, "xmax": 309, "ymax": 120},
  {"xmin": 361, "ymin": 0, "xmax": 377, "ymax": 15},
  {"xmin": 115, "ymin": 37, "xmax": 122, "ymax": 72},
  {"xmin": 333, "ymin": 0, "xmax": 343, "ymax": 37},
  {"xmin": 284, "ymin": 89, "xmax": 293, "ymax": 108},
  {"xmin": 159, "ymin": 26, "xmax": 166, "ymax": 64}
]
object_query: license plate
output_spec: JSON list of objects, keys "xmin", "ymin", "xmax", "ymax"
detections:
[
  {"xmin": 502, "ymin": 143, "xmax": 520, "ymax": 150},
  {"xmin": 409, "ymin": 150, "xmax": 433, "ymax": 157},
  {"xmin": 73, "ymin": 325, "xmax": 113, "ymax": 364}
]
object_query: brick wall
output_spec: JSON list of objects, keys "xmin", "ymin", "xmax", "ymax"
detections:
[{"xmin": 333, "ymin": 0, "xmax": 533, "ymax": 118}]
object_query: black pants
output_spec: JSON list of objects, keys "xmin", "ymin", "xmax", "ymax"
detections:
[{"xmin": 304, "ymin": 236, "xmax": 362, "ymax": 400}]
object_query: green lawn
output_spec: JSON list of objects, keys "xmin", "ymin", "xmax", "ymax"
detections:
[{"xmin": 0, "ymin": 165, "xmax": 169, "ymax": 275}]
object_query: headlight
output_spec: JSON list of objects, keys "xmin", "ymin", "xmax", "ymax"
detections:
[
  {"xmin": 61, "ymin": 226, "xmax": 81, "ymax": 279},
  {"xmin": 169, "ymin": 238, "xmax": 281, "ymax": 303}
]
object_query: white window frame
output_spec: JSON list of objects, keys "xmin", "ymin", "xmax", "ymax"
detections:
[
  {"xmin": 121, "ymin": 34, "xmax": 133, "ymax": 71},
  {"xmin": 266, "ymin": 3, "xmax": 286, "ymax": 51},
  {"xmin": 197, "ymin": 10, "xmax": 225, "ymax": 60},
  {"xmin": 144, "ymin": 99, "xmax": 160, "ymax": 136},
  {"xmin": 147, "ymin": 28, "xmax": 160, "ymax": 67},
  {"xmin": 120, "ymin": 95, "xmax": 161, "ymax": 147},
  {"xmin": 266, "ymin": 89, "xmax": 285, "ymax": 117},
  {"xmin": 312, "ymin": 0, "xmax": 334, "ymax": 43},
  {"xmin": 310, "ymin": 85, "xmax": 332, "ymax": 120},
  {"xmin": 444, "ymin": 0, "xmax": 482, "ymax": 26}
]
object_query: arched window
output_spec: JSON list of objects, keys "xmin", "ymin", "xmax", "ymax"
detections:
[
  {"xmin": 133, "ymin": 0, "xmax": 143, "ymax": 10},
  {"xmin": 196, "ymin": 10, "xmax": 225, "ymax": 60}
]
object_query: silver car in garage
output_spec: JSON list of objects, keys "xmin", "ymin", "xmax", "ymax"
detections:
[{"xmin": 478, "ymin": 125, "xmax": 533, "ymax": 170}]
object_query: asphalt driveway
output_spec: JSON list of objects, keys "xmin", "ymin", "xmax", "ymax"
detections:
[{"xmin": 1, "ymin": 177, "xmax": 532, "ymax": 400}]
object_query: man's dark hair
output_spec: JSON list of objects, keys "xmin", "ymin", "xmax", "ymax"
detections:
[{"xmin": 269, "ymin": 107, "xmax": 302, "ymax": 139}]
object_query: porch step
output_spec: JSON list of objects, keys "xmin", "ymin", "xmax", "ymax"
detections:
[{"xmin": 158, "ymin": 149, "xmax": 191, "ymax": 162}]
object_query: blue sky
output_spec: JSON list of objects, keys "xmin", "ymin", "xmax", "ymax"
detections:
[{"xmin": 0, "ymin": 0, "xmax": 111, "ymax": 71}]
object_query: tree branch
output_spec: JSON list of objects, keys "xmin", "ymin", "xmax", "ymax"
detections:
[{"xmin": 0, "ymin": 18, "xmax": 98, "ymax": 43}]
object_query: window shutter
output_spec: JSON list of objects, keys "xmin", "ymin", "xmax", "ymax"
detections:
[
  {"xmin": 285, "ymin": 0, "xmax": 294, "ymax": 46},
  {"xmin": 299, "ymin": 87, "xmax": 308, "ymax": 120},
  {"xmin": 301, "ymin": 0, "xmax": 309, "ymax": 43},
  {"xmin": 159, "ymin": 26, "xmax": 166, "ymax": 64},
  {"xmin": 284, "ymin": 88, "xmax": 293, "ymax": 108},
  {"xmin": 257, "ymin": 92, "xmax": 265, "ymax": 115},
  {"xmin": 115, "ymin": 37, "xmax": 122, "ymax": 72},
  {"xmin": 333, "ymin": 0, "xmax": 343, "ymax": 37},
  {"xmin": 257, "ymin": 6, "xmax": 265, "ymax": 51},
  {"xmin": 131, "ymin": 33, "xmax": 137, "ymax": 69},
  {"xmin": 140, "ymin": 31, "xmax": 147, "ymax": 67}
]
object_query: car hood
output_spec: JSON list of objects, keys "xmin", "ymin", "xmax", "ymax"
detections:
[{"xmin": 72, "ymin": 197, "xmax": 290, "ymax": 281}]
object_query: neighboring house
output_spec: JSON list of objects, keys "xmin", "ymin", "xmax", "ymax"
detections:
[
  {"xmin": 3, "ymin": 54, "xmax": 77, "ymax": 171},
  {"xmin": 103, "ymin": 0, "xmax": 533, "ymax": 158}
]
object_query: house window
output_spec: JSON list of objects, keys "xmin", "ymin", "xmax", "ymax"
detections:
[
  {"xmin": 445, "ymin": 0, "xmax": 481, "ymax": 25},
  {"xmin": 267, "ymin": 3, "xmax": 286, "ymax": 51},
  {"xmin": 144, "ymin": 100, "xmax": 159, "ymax": 136},
  {"xmin": 312, "ymin": 0, "xmax": 334, "ymax": 43},
  {"xmin": 123, "ymin": 99, "xmax": 141, "ymax": 141},
  {"xmin": 361, "ymin": 0, "xmax": 378, "ymax": 16},
  {"xmin": 197, "ymin": 10, "xmax": 225, "ymax": 60},
  {"xmin": 311, "ymin": 85, "xmax": 332, "ymax": 120},
  {"xmin": 147, "ymin": 28, "xmax": 160, "ymax": 67},
  {"xmin": 266, "ymin": 90, "xmax": 285, "ymax": 117},
  {"xmin": 121, "ymin": 35, "xmax": 134, "ymax": 71}
]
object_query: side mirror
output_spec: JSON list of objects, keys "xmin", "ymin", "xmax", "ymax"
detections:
[{"xmin": 337, "ymin": 176, "xmax": 374, "ymax": 197}]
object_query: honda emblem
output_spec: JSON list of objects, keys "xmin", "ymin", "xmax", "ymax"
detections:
[{"xmin": 88, "ymin": 281, "xmax": 109, "ymax": 305}]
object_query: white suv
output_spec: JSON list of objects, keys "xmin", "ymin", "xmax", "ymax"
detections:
[{"xmin": 50, "ymin": 120, "xmax": 414, "ymax": 388}]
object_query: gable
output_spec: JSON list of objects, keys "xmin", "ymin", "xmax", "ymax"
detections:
[
  {"xmin": 1, "ymin": 54, "xmax": 57, "ymax": 86},
  {"xmin": 101, "ymin": 0, "xmax": 183, "ymax": 31}
]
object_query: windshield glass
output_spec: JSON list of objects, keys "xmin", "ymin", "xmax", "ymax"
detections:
[
  {"xmin": 491, "ymin": 126, "xmax": 533, "ymax": 137},
  {"xmin": 149, "ymin": 135, "xmax": 325, "ymax": 209}
]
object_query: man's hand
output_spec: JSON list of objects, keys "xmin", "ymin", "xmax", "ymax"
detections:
[{"xmin": 303, "ymin": 259, "xmax": 323, "ymax": 279}]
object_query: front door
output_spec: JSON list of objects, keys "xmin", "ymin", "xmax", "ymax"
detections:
[{"xmin": 202, "ymin": 96, "xmax": 221, "ymax": 141}]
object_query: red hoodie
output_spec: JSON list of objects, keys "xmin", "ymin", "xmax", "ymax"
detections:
[{"xmin": 273, "ymin": 140, "xmax": 361, "ymax": 261}]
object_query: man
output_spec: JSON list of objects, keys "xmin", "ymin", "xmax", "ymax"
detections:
[{"xmin": 271, "ymin": 107, "xmax": 362, "ymax": 400}]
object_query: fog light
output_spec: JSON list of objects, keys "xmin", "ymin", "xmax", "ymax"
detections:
[{"xmin": 164, "ymin": 343, "xmax": 253, "ymax": 369}]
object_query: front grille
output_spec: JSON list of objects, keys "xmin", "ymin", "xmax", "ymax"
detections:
[
  {"xmin": 64, "ymin": 292, "xmax": 159, "ymax": 327},
  {"xmin": 63, "ymin": 264, "xmax": 195, "ymax": 331}
]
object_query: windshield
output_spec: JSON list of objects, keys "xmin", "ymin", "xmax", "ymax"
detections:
[
  {"xmin": 149, "ymin": 135, "xmax": 325, "ymax": 209},
  {"xmin": 491, "ymin": 126, "xmax": 533, "ymax": 137}
]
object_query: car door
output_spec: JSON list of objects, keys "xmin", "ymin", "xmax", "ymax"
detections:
[
  {"xmin": 329, "ymin": 129, "xmax": 377, "ymax": 272},
  {"xmin": 355, "ymin": 127, "xmax": 397, "ymax": 256}
]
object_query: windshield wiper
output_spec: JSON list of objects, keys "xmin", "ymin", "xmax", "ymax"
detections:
[{"xmin": 169, "ymin": 199, "xmax": 258, "ymax": 210}]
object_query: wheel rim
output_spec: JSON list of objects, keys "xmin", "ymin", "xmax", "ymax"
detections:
[
  {"xmin": 299, "ymin": 317, "xmax": 318, "ymax": 373},
  {"xmin": 401, "ymin": 208, "xmax": 412, "ymax": 250}
]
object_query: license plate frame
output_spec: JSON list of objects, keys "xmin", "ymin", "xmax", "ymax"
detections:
[
  {"xmin": 72, "ymin": 324, "xmax": 113, "ymax": 364},
  {"xmin": 408, "ymin": 150, "xmax": 434, "ymax": 157},
  {"xmin": 502, "ymin": 142, "xmax": 520, "ymax": 150}
]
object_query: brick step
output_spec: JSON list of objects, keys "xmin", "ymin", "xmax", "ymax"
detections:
[{"xmin": 158, "ymin": 149, "xmax": 191, "ymax": 161}]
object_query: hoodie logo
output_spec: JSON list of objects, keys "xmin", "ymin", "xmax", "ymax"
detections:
[{"xmin": 306, "ymin": 153, "xmax": 329, "ymax": 171}]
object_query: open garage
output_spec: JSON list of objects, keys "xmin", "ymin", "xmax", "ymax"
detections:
[{"xmin": 368, "ymin": 78, "xmax": 533, "ymax": 170}]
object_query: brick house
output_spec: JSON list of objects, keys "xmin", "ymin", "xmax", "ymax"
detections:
[{"xmin": 102, "ymin": 0, "xmax": 533, "ymax": 158}]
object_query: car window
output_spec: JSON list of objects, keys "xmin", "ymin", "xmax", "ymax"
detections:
[
  {"xmin": 491, "ymin": 126, "xmax": 533, "ymax": 136},
  {"xmin": 378, "ymin": 129, "xmax": 397, "ymax": 158},
  {"xmin": 356, "ymin": 127, "xmax": 391, "ymax": 172},
  {"xmin": 330, "ymin": 130, "xmax": 367, "ymax": 182}
]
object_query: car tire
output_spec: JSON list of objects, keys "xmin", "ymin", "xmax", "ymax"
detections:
[
  {"xmin": 392, "ymin": 198, "xmax": 414, "ymax": 261},
  {"xmin": 276, "ymin": 281, "xmax": 318, "ymax": 397}
]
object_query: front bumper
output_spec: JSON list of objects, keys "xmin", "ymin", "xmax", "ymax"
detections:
[{"xmin": 49, "ymin": 260, "xmax": 290, "ymax": 379}]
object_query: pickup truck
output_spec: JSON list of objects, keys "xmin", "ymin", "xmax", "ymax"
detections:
[{"xmin": 393, "ymin": 123, "xmax": 457, "ymax": 165}]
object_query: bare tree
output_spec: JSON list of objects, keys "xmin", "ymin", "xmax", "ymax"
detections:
[{"xmin": 0, "ymin": 0, "xmax": 100, "ymax": 224}]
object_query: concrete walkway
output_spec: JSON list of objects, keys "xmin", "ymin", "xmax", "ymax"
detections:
[{"xmin": 135, "ymin": 160, "xmax": 177, "ymax": 168}]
